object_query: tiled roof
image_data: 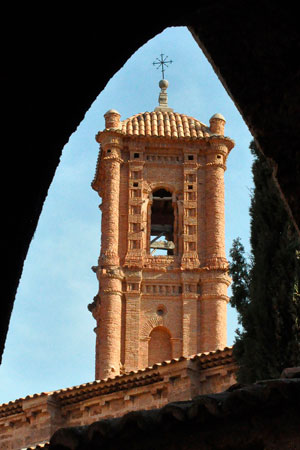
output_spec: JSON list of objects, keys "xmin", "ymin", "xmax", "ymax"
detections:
[
  {"xmin": 54, "ymin": 371, "xmax": 164, "ymax": 406},
  {"xmin": 54, "ymin": 347, "xmax": 233, "ymax": 406},
  {"xmin": 0, "ymin": 347, "xmax": 233, "ymax": 415},
  {"xmin": 0, "ymin": 393, "xmax": 49, "ymax": 418},
  {"xmin": 49, "ymin": 377, "xmax": 300, "ymax": 450},
  {"xmin": 119, "ymin": 111, "xmax": 212, "ymax": 139}
]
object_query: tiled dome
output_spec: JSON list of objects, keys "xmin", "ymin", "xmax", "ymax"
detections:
[{"xmin": 119, "ymin": 111, "xmax": 211, "ymax": 139}]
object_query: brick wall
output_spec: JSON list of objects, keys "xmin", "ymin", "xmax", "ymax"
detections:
[
  {"xmin": 148, "ymin": 326, "xmax": 172, "ymax": 366},
  {"xmin": 0, "ymin": 350, "xmax": 236, "ymax": 450},
  {"xmin": 92, "ymin": 111, "xmax": 234, "ymax": 378}
]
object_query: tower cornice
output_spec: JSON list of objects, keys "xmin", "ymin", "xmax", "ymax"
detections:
[
  {"xmin": 206, "ymin": 135, "xmax": 235, "ymax": 153},
  {"xmin": 96, "ymin": 130, "xmax": 123, "ymax": 148}
]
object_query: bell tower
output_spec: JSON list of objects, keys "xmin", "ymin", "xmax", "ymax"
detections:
[{"xmin": 90, "ymin": 79, "xmax": 234, "ymax": 380}]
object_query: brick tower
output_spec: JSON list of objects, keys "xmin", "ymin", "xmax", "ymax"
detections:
[{"xmin": 90, "ymin": 79, "xmax": 234, "ymax": 380}]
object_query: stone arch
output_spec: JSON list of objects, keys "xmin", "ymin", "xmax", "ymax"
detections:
[
  {"xmin": 148, "ymin": 326, "xmax": 172, "ymax": 366},
  {"xmin": 2, "ymin": 5, "xmax": 299, "ymax": 368}
]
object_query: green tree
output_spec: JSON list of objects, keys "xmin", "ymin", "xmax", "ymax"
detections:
[
  {"xmin": 229, "ymin": 237, "xmax": 257, "ymax": 383},
  {"xmin": 229, "ymin": 141, "xmax": 300, "ymax": 383}
]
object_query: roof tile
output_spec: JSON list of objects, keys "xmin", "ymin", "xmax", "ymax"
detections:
[
  {"xmin": 0, "ymin": 347, "xmax": 233, "ymax": 413},
  {"xmin": 119, "ymin": 111, "xmax": 210, "ymax": 139}
]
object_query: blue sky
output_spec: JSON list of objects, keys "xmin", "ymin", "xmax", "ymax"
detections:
[{"xmin": 0, "ymin": 27, "xmax": 254, "ymax": 404}]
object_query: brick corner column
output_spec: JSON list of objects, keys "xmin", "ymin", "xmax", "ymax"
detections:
[
  {"xmin": 199, "ymin": 135, "xmax": 234, "ymax": 352},
  {"xmin": 199, "ymin": 271, "xmax": 231, "ymax": 352},
  {"xmin": 95, "ymin": 270, "xmax": 123, "ymax": 380},
  {"xmin": 98, "ymin": 133, "xmax": 123, "ymax": 267}
]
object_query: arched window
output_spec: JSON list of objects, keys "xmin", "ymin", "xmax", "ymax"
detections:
[
  {"xmin": 148, "ymin": 326, "xmax": 172, "ymax": 366},
  {"xmin": 150, "ymin": 189, "xmax": 175, "ymax": 255}
]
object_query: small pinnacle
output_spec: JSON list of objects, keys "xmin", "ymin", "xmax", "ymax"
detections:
[{"xmin": 155, "ymin": 78, "xmax": 173, "ymax": 112}]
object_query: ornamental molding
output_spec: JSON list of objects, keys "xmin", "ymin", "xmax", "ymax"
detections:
[
  {"xmin": 140, "ymin": 313, "xmax": 165, "ymax": 339},
  {"xmin": 205, "ymin": 162, "xmax": 226, "ymax": 170},
  {"xmin": 96, "ymin": 130, "xmax": 123, "ymax": 147},
  {"xmin": 98, "ymin": 267, "xmax": 124, "ymax": 281},
  {"xmin": 200, "ymin": 273, "xmax": 231, "ymax": 286},
  {"xmin": 125, "ymin": 291, "xmax": 141, "ymax": 299},
  {"xmin": 128, "ymin": 160, "xmax": 145, "ymax": 167},
  {"xmin": 202, "ymin": 257, "xmax": 229, "ymax": 271},
  {"xmin": 208, "ymin": 135, "xmax": 235, "ymax": 149},
  {"xmin": 199, "ymin": 294, "xmax": 230, "ymax": 303},
  {"xmin": 103, "ymin": 155, "xmax": 124, "ymax": 165},
  {"xmin": 182, "ymin": 293, "xmax": 199, "ymax": 299},
  {"xmin": 102, "ymin": 289, "xmax": 123, "ymax": 296}
]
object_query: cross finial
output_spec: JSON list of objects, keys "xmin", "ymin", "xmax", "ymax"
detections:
[{"xmin": 153, "ymin": 53, "xmax": 173, "ymax": 79}]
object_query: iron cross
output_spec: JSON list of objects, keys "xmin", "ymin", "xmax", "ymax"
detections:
[{"xmin": 153, "ymin": 53, "xmax": 173, "ymax": 79}]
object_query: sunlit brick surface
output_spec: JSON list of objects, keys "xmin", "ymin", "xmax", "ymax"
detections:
[
  {"xmin": 0, "ymin": 102, "xmax": 237, "ymax": 449},
  {"xmin": 91, "ymin": 106, "xmax": 234, "ymax": 379}
]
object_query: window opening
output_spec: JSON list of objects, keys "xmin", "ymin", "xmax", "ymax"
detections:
[
  {"xmin": 150, "ymin": 189, "xmax": 175, "ymax": 256},
  {"xmin": 134, "ymin": 153, "xmax": 140, "ymax": 159},
  {"xmin": 156, "ymin": 307, "xmax": 165, "ymax": 316},
  {"xmin": 188, "ymin": 155, "xmax": 194, "ymax": 160}
]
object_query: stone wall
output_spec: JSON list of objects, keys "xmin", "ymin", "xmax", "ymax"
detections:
[{"xmin": 2, "ymin": 3, "xmax": 300, "ymax": 373}]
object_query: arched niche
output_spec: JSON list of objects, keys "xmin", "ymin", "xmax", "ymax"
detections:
[{"xmin": 148, "ymin": 326, "xmax": 172, "ymax": 366}]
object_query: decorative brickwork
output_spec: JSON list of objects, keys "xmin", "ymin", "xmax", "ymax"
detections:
[
  {"xmin": 0, "ymin": 349, "xmax": 236, "ymax": 450},
  {"xmin": 0, "ymin": 82, "xmax": 237, "ymax": 450},
  {"xmin": 90, "ymin": 81, "xmax": 235, "ymax": 380},
  {"xmin": 148, "ymin": 326, "xmax": 172, "ymax": 366}
]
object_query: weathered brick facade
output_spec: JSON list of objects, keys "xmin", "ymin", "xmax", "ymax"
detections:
[
  {"xmin": 89, "ymin": 81, "xmax": 234, "ymax": 380},
  {"xmin": 0, "ymin": 82, "xmax": 237, "ymax": 449},
  {"xmin": 0, "ymin": 349, "xmax": 236, "ymax": 450}
]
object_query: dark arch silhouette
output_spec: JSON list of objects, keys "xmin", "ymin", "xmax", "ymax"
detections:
[{"xmin": 1, "ymin": 3, "xmax": 299, "ymax": 363}]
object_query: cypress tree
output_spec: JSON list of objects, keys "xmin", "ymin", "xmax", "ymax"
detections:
[
  {"xmin": 229, "ymin": 237, "xmax": 257, "ymax": 383},
  {"xmin": 229, "ymin": 141, "xmax": 300, "ymax": 383}
]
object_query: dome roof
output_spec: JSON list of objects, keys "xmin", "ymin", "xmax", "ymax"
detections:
[
  {"xmin": 210, "ymin": 113, "xmax": 226, "ymax": 121},
  {"xmin": 105, "ymin": 109, "xmax": 120, "ymax": 115},
  {"xmin": 119, "ymin": 111, "xmax": 212, "ymax": 139}
]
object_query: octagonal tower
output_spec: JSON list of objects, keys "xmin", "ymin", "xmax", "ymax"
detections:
[{"xmin": 90, "ymin": 81, "xmax": 234, "ymax": 380}]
